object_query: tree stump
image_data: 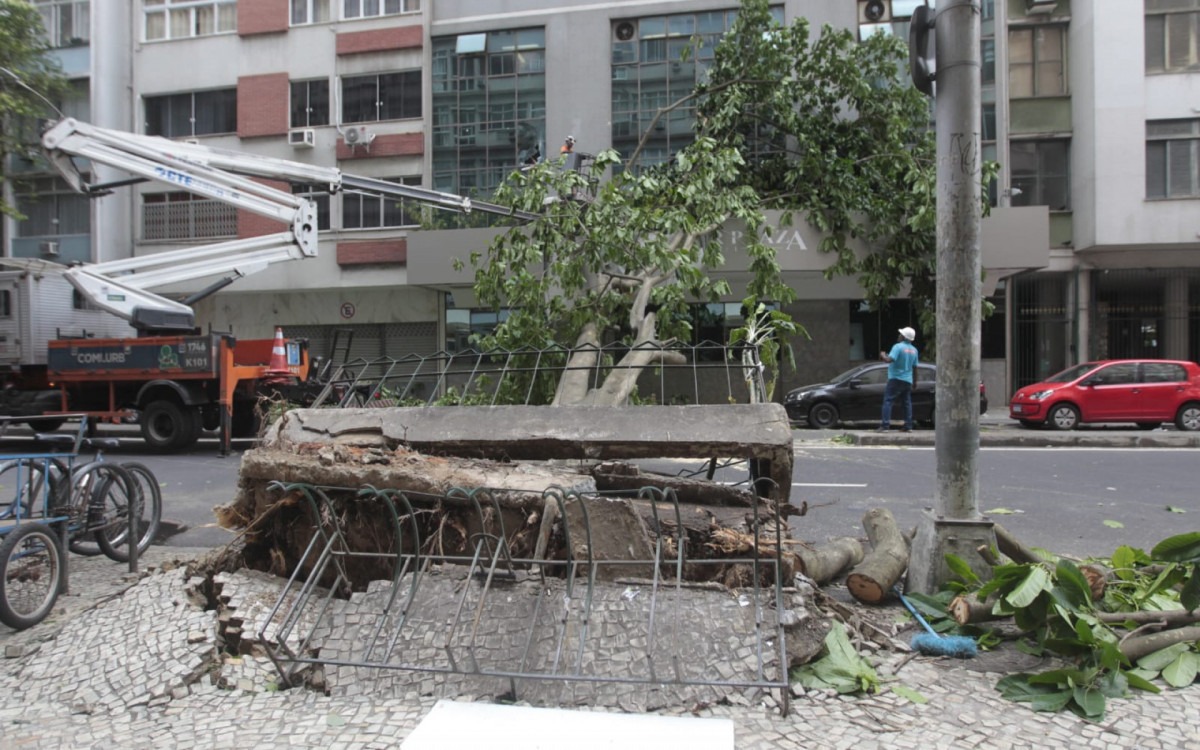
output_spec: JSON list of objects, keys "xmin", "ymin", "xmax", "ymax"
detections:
[{"xmin": 846, "ymin": 508, "xmax": 909, "ymax": 604}]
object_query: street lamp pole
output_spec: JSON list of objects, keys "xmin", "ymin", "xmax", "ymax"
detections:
[{"xmin": 907, "ymin": 0, "xmax": 997, "ymax": 594}]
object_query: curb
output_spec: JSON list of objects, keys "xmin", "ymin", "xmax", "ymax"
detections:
[{"xmin": 807, "ymin": 430, "xmax": 1200, "ymax": 448}]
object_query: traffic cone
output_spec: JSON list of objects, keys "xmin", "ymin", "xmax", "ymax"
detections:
[{"xmin": 265, "ymin": 327, "xmax": 290, "ymax": 377}]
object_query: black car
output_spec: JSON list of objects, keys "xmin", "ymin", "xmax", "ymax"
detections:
[{"xmin": 783, "ymin": 363, "xmax": 988, "ymax": 429}]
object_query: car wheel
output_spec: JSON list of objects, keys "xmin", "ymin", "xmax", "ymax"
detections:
[
  {"xmin": 1018, "ymin": 419, "xmax": 1041, "ymax": 429},
  {"xmin": 1047, "ymin": 403, "xmax": 1079, "ymax": 431},
  {"xmin": 808, "ymin": 402, "xmax": 840, "ymax": 429},
  {"xmin": 1175, "ymin": 402, "xmax": 1200, "ymax": 432},
  {"xmin": 1135, "ymin": 422, "xmax": 1160, "ymax": 431}
]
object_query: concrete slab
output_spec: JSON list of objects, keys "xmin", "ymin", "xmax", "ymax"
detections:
[
  {"xmin": 267, "ymin": 404, "xmax": 794, "ymax": 500},
  {"xmin": 401, "ymin": 699, "xmax": 735, "ymax": 749}
]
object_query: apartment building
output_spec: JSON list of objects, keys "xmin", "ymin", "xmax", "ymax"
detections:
[{"xmin": 16, "ymin": 1, "xmax": 1195, "ymax": 403}]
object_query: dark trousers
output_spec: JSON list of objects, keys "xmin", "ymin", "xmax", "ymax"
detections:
[{"xmin": 881, "ymin": 378, "xmax": 913, "ymax": 429}]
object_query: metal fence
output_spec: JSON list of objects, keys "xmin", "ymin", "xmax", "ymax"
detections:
[
  {"xmin": 308, "ymin": 340, "xmax": 766, "ymax": 409},
  {"xmin": 256, "ymin": 481, "xmax": 791, "ymax": 715}
]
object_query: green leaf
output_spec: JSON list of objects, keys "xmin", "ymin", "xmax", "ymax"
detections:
[
  {"xmin": 1054, "ymin": 559, "xmax": 1093, "ymax": 609},
  {"xmin": 1152, "ymin": 532, "xmax": 1200, "ymax": 563},
  {"xmin": 1072, "ymin": 685, "xmax": 1107, "ymax": 718},
  {"xmin": 1103, "ymin": 520, "xmax": 1125, "ymax": 529},
  {"xmin": 1179, "ymin": 564, "xmax": 1200, "ymax": 613},
  {"xmin": 1161, "ymin": 652, "xmax": 1199, "ymax": 688},
  {"xmin": 1030, "ymin": 690, "xmax": 1074, "ymax": 712},
  {"xmin": 1136, "ymin": 642, "xmax": 1191, "ymax": 672},
  {"xmin": 326, "ymin": 714, "xmax": 346, "ymax": 727},
  {"xmin": 995, "ymin": 673, "xmax": 1046, "ymax": 701},
  {"xmin": 944, "ymin": 553, "xmax": 981, "ymax": 585},
  {"xmin": 983, "ymin": 507, "xmax": 1018, "ymax": 515},
  {"xmin": 1006, "ymin": 565, "xmax": 1052, "ymax": 608},
  {"xmin": 1122, "ymin": 670, "xmax": 1162, "ymax": 693},
  {"xmin": 1166, "ymin": 506, "xmax": 1187, "ymax": 513},
  {"xmin": 889, "ymin": 684, "xmax": 928, "ymax": 704}
]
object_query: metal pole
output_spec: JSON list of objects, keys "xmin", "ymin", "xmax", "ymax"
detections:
[{"xmin": 908, "ymin": 0, "xmax": 996, "ymax": 594}]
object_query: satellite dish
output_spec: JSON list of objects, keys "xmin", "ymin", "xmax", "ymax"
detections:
[{"xmin": 344, "ymin": 127, "xmax": 361, "ymax": 145}]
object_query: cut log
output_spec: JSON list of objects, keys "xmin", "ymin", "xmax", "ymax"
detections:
[
  {"xmin": 1119, "ymin": 625, "xmax": 1200, "ymax": 663},
  {"xmin": 1080, "ymin": 564, "xmax": 1109, "ymax": 600},
  {"xmin": 846, "ymin": 508, "xmax": 909, "ymax": 605},
  {"xmin": 949, "ymin": 594, "xmax": 1004, "ymax": 625},
  {"xmin": 993, "ymin": 523, "xmax": 1045, "ymax": 565},
  {"xmin": 794, "ymin": 537, "xmax": 864, "ymax": 585}
]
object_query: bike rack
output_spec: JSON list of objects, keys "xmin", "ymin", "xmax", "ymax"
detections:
[{"xmin": 256, "ymin": 481, "xmax": 792, "ymax": 715}]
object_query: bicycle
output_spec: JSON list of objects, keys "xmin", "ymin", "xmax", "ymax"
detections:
[
  {"xmin": 33, "ymin": 433, "xmax": 162, "ymax": 563},
  {"xmin": 0, "ymin": 427, "xmax": 163, "ymax": 629}
]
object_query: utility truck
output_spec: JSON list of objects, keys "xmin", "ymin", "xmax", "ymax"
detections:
[{"xmin": 0, "ymin": 118, "xmax": 535, "ymax": 452}]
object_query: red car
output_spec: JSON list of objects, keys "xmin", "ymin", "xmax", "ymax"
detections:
[{"xmin": 1009, "ymin": 359, "xmax": 1200, "ymax": 431}]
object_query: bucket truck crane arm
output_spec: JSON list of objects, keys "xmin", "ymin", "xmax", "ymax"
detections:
[
  {"xmin": 41, "ymin": 117, "xmax": 342, "ymax": 333},
  {"xmin": 40, "ymin": 118, "xmax": 540, "ymax": 334}
]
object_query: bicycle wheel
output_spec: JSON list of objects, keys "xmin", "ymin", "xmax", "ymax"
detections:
[
  {"xmin": 0, "ymin": 459, "xmax": 50, "ymax": 521},
  {"xmin": 112, "ymin": 462, "xmax": 162, "ymax": 554},
  {"xmin": 0, "ymin": 523, "xmax": 63, "ymax": 630},
  {"xmin": 86, "ymin": 464, "xmax": 151, "ymax": 563},
  {"xmin": 63, "ymin": 461, "xmax": 112, "ymax": 558}
]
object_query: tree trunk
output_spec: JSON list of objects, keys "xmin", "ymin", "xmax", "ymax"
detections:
[
  {"xmin": 949, "ymin": 594, "xmax": 1004, "ymax": 625},
  {"xmin": 1119, "ymin": 626, "xmax": 1200, "ymax": 663},
  {"xmin": 846, "ymin": 508, "xmax": 909, "ymax": 604},
  {"xmin": 794, "ymin": 537, "xmax": 864, "ymax": 585},
  {"xmin": 591, "ymin": 463, "xmax": 755, "ymax": 507},
  {"xmin": 994, "ymin": 523, "xmax": 1045, "ymax": 565},
  {"xmin": 1096, "ymin": 609, "xmax": 1200, "ymax": 627}
]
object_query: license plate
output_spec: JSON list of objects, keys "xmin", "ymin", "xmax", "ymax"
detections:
[{"xmin": 1012, "ymin": 405, "xmax": 1024, "ymax": 414}]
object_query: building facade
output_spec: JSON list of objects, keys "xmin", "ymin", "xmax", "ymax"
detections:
[{"xmin": 6, "ymin": 1, "xmax": 1195, "ymax": 404}]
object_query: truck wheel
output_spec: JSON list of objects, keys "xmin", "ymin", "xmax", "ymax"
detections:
[
  {"xmin": 140, "ymin": 400, "xmax": 193, "ymax": 451},
  {"xmin": 231, "ymin": 406, "xmax": 262, "ymax": 439}
]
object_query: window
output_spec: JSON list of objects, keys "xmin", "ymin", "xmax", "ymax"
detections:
[
  {"xmin": 34, "ymin": 0, "xmax": 89, "ymax": 47},
  {"xmin": 1146, "ymin": 0, "xmax": 1200, "ymax": 73},
  {"xmin": 1147, "ymin": 119, "xmax": 1200, "ymax": 198},
  {"xmin": 1095, "ymin": 363, "xmax": 1138, "ymax": 385},
  {"xmin": 293, "ymin": 184, "xmax": 331, "ymax": 230},
  {"xmin": 145, "ymin": 89, "xmax": 237, "ymax": 138},
  {"xmin": 144, "ymin": 0, "xmax": 235, "ymax": 42},
  {"xmin": 1142, "ymin": 362, "xmax": 1187, "ymax": 383},
  {"xmin": 341, "ymin": 71, "xmax": 421, "ymax": 124},
  {"xmin": 1010, "ymin": 139, "xmax": 1070, "ymax": 210},
  {"xmin": 142, "ymin": 192, "xmax": 237, "ymax": 241},
  {"xmin": 72, "ymin": 289, "xmax": 101, "ymax": 311},
  {"xmin": 291, "ymin": 0, "xmax": 331, "ymax": 25},
  {"xmin": 343, "ymin": 176, "xmax": 422, "ymax": 229},
  {"xmin": 0, "ymin": 290, "xmax": 11, "ymax": 318},
  {"xmin": 15, "ymin": 176, "xmax": 91, "ymax": 237},
  {"xmin": 445, "ymin": 304, "xmax": 510, "ymax": 352},
  {"xmin": 981, "ymin": 38, "xmax": 995, "ymax": 85},
  {"xmin": 342, "ymin": 0, "xmax": 419, "ymax": 20},
  {"xmin": 612, "ymin": 10, "xmax": 783, "ymax": 170},
  {"xmin": 291, "ymin": 79, "xmax": 329, "ymax": 128},
  {"xmin": 432, "ymin": 28, "xmax": 546, "ymax": 198},
  {"xmin": 1008, "ymin": 25, "xmax": 1066, "ymax": 97}
]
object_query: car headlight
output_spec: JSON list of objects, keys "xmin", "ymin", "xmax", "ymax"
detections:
[{"xmin": 1029, "ymin": 389, "xmax": 1054, "ymax": 400}]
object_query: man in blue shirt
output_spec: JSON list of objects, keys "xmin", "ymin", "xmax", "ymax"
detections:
[{"xmin": 878, "ymin": 327, "xmax": 918, "ymax": 432}]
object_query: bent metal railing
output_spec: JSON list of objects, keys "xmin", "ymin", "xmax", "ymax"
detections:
[
  {"xmin": 306, "ymin": 340, "xmax": 767, "ymax": 409},
  {"xmin": 256, "ymin": 480, "xmax": 791, "ymax": 716}
]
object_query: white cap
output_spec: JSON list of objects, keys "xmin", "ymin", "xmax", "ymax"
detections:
[{"xmin": 899, "ymin": 327, "xmax": 916, "ymax": 341}]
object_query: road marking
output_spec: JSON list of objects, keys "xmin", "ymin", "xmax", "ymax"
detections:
[{"xmin": 793, "ymin": 482, "xmax": 867, "ymax": 488}]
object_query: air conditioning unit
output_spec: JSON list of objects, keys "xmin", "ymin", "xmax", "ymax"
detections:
[
  {"xmin": 39, "ymin": 240, "xmax": 59, "ymax": 257},
  {"xmin": 1026, "ymin": 0, "xmax": 1058, "ymax": 14},
  {"xmin": 858, "ymin": 0, "xmax": 891, "ymax": 24},
  {"xmin": 343, "ymin": 126, "xmax": 375, "ymax": 149},
  {"xmin": 288, "ymin": 128, "xmax": 315, "ymax": 148},
  {"xmin": 614, "ymin": 21, "xmax": 635, "ymax": 42}
]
